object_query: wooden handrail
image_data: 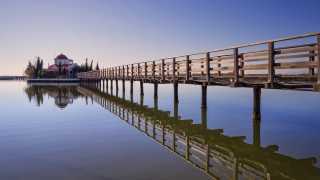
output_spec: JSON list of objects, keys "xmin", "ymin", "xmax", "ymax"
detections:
[{"xmin": 78, "ymin": 33, "xmax": 320, "ymax": 91}]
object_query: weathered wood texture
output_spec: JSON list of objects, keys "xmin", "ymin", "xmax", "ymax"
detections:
[{"xmin": 78, "ymin": 33, "xmax": 320, "ymax": 91}]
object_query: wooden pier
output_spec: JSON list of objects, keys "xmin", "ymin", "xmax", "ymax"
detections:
[{"xmin": 78, "ymin": 33, "xmax": 320, "ymax": 108}]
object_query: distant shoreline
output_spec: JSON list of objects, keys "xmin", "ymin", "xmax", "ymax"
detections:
[{"xmin": 27, "ymin": 78, "xmax": 80, "ymax": 84}]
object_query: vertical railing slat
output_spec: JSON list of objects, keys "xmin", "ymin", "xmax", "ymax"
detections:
[
  {"xmin": 205, "ymin": 52, "xmax": 211, "ymax": 82},
  {"xmin": 268, "ymin": 42, "xmax": 275, "ymax": 85},
  {"xmin": 161, "ymin": 59, "xmax": 165, "ymax": 81},
  {"xmin": 186, "ymin": 55, "xmax": 190, "ymax": 81},
  {"xmin": 233, "ymin": 48, "xmax": 239, "ymax": 84}
]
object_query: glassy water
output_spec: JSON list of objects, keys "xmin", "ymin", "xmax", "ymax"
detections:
[{"xmin": 0, "ymin": 81, "xmax": 319, "ymax": 180}]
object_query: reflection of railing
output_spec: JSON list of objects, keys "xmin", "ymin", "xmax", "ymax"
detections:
[
  {"xmin": 78, "ymin": 85, "xmax": 320, "ymax": 180},
  {"xmin": 78, "ymin": 33, "xmax": 320, "ymax": 91}
]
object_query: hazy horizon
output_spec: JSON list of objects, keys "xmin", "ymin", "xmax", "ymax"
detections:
[{"xmin": 1, "ymin": 0, "xmax": 320, "ymax": 75}]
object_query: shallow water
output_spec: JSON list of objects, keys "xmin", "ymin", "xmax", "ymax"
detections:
[{"xmin": 0, "ymin": 81, "xmax": 319, "ymax": 180}]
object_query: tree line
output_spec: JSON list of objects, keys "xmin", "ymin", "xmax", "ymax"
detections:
[{"xmin": 24, "ymin": 57, "xmax": 100, "ymax": 78}]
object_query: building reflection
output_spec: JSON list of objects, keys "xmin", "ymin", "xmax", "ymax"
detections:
[
  {"xmin": 25, "ymin": 84, "xmax": 82, "ymax": 109},
  {"xmin": 78, "ymin": 85, "xmax": 320, "ymax": 180}
]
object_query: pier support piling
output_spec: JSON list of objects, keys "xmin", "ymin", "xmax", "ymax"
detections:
[
  {"xmin": 201, "ymin": 84, "xmax": 207, "ymax": 109},
  {"xmin": 173, "ymin": 83, "xmax": 179, "ymax": 104},
  {"xmin": 140, "ymin": 81, "xmax": 144, "ymax": 96},
  {"xmin": 154, "ymin": 82, "xmax": 158, "ymax": 98},
  {"xmin": 154, "ymin": 95, "xmax": 158, "ymax": 110},
  {"xmin": 122, "ymin": 80, "xmax": 125, "ymax": 99},
  {"xmin": 116, "ymin": 79, "xmax": 119, "ymax": 97},
  {"xmin": 106, "ymin": 79, "xmax": 109, "ymax": 94},
  {"xmin": 253, "ymin": 87, "xmax": 261, "ymax": 147},
  {"xmin": 110, "ymin": 80, "xmax": 113, "ymax": 95},
  {"xmin": 102, "ymin": 79, "xmax": 105, "ymax": 92},
  {"xmin": 201, "ymin": 106, "xmax": 208, "ymax": 129},
  {"xmin": 130, "ymin": 80, "xmax": 133, "ymax": 102}
]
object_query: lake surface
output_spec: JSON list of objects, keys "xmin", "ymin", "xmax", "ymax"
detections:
[{"xmin": 0, "ymin": 81, "xmax": 319, "ymax": 180}]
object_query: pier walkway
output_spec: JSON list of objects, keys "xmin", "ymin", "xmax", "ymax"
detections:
[{"xmin": 77, "ymin": 33, "xmax": 320, "ymax": 109}]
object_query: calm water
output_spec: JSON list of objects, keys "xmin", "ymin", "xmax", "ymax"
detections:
[{"xmin": 0, "ymin": 81, "xmax": 320, "ymax": 180}]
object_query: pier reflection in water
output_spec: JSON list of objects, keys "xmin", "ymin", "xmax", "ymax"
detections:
[
  {"xmin": 23, "ymin": 84, "xmax": 320, "ymax": 180},
  {"xmin": 76, "ymin": 83, "xmax": 320, "ymax": 180}
]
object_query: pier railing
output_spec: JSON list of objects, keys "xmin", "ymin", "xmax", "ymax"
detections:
[{"xmin": 78, "ymin": 32, "xmax": 320, "ymax": 90}]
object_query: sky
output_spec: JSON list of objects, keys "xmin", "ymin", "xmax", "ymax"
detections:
[{"xmin": 0, "ymin": 0, "xmax": 320, "ymax": 75}]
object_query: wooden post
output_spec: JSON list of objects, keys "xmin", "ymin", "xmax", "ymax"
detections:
[
  {"xmin": 309, "ymin": 50, "xmax": 315, "ymax": 75},
  {"xmin": 201, "ymin": 105, "xmax": 207, "ymax": 129},
  {"xmin": 106, "ymin": 79, "xmax": 109, "ymax": 94},
  {"xmin": 239, "ymin": 54, "xmax": 245, "ymax": 77},
  {"xmin": 152, "ymin": 121, "xmax": 156, "ymax": 139},
  {"xmin": 233, "ymin": 158, "xmax": 239, "ymax": 180},
  {"xmin": 162, "ymin": 124, "xmax": 165, "ymax": 145},
  {"xmin": 144, "ymin": 62, "xmax": 147, "ymax": 79},
  {"xmin": 172, "ymin": 131, "xmax": 176, "ymax": 152},
  {"xmin": 116, "ymin": 79, "xmax": 119, "ymax": 97},
  {"xmin": 205, "ymin": 144, "xmax": 210, "ymax": 173},
  {"xmin": 161, "ymin": 59, "xmax": 165, "ymax": 81},
  {"xmin": 154, "ymin": 82, "xmax": 158, "ymax": 98},
  {"xmin": 174, "ymin": 95, "xmax": 178, "ymax": 119},
  {"xmin": 185, "ymin": 136, "xmax": 190, "ymax": 160},
  {"xmin": 152, "ymin": 61, "xmax": 156, "ymax": 79},
  {"xmin": 126, "ymin": 65, "xmax": 129, "ymax": 79},
  {"xmin": 253, "ymin": 87, "xmax": 261, "ymax": 147},
  {"xmin": 138, "ymin": 63, "xmax": 141, "ymax": 78},
  {"xmin": 267, "ymin": 41, "xmax": 275, "ymax": 86},
  {"xmin": 140, "ymin": 80, "xmax": 144, "ymax": 96},
  {"xmin": 140, "ymin": 93, "xmax": 144, "ymax": 106},
  {"xmin": 173, "ymin": 82, "xmax": 178, "ymax": 104},
  {"xmin": 130, "ymin": 79, "xmax": 133, "ymax": 102},
  {"xmin": 122, "ymin": 66, "xmax": 125, "ymax": 79},
  {"xmin": 205, "ymin": 52, "xmax": 211, "ymax": 82},
  {"xmin": 172, "ymin": 57, "xmax": 176, "ymax": 82},
  {"xmin": 131, "ymin": 64, "xmax": 134, "ymax": 80},
  {"xmin": 122, "ymin": 80, "xmax": 125, "ymax": 99},
  {"xmin": 201, "ymin": 84, "xmax": 207, "ymax": 109},
  {"xmin": 154, "ymin": 89, "xmax": 158, "ymax": 110},
  {"xmin": 217, "ymin": 57, "xmax": 221, "ymax": 77},
  {"xmin": 110, "ymin": 79, "xmax": 113, "ymax": 95},
  {"xmin": 102, "ymin": 79, "xmax": 105, "ymax": 92},
  {"xmin": 233, "ymin": 48, "xmax": 239, "ymax": 84},
  {"xmin": 185, "ymin": 55, "xmax": 190, "ymax": 81}
]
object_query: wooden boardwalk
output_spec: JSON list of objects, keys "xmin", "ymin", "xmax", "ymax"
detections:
[
  {"xmin": 78, "ymin": 33, "xmax": 320, "ymax": 109},
  {"xmin": 78, "ymin": 85, "xmax": 320, "ymax": 180},
  {"xmin": 78, "ymin": 33, "xmax": 320, "ymax": 91}
]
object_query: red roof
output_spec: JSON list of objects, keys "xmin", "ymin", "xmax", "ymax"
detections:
[
  {"xmin": 55, "ymin": 53, "xmax": 68, "ymax": 59},
  {"xmin": 48, "ymin": 64, "xmax": 72, "ymax": 72}
]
